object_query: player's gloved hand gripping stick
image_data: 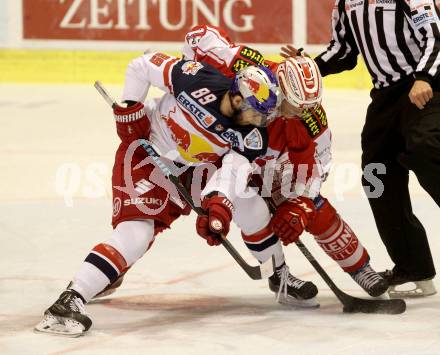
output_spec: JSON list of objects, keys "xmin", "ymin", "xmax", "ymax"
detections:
[{"xmin": 94, "ymin": 81, "xmax": 275, "ymax": 281}]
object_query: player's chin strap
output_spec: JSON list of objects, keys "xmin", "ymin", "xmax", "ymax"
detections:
[{"xmin": 94, "ymin": 80, "xmax": 275, "ymax": 281}]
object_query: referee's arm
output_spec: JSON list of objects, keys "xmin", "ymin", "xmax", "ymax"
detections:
[
  {"xmin": 405, "ymin": 0, "xmax": 440, "ymax": 108},
  {"xmin": 405, "ymin": 0, "xmax": 440, "ymax": 83},
  {"xmin": 314, "ymin": 0, "xmax": 359, "ymax": 77}
]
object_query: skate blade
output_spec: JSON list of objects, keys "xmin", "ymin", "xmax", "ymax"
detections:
[
  {"xmin": 34, "ymin": 314, "xmax": 86, "ymax": 337},
  {"xmin": 276, "ymin": 295, "xmax": 320, "ymax": 308},
  {"xmin": 388, "ymin": 280, "xmax": 437, "ymax": 298}
]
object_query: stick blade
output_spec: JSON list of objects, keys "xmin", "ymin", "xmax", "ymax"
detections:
[{"xmin": 342, "ymin": 297, "xmax": 406, "ymax": 315}]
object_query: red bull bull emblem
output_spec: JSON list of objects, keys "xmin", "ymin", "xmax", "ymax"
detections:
[
  {"xmin": 245, "ymin": 78, "xmax": 269, "ymax": 102},
  {"xmin": 166, "ymin": 117, "xmax": 191, "ymax": 151},
  {"xmin": 165, "ymin": 116, "xmax": 219, "ymax": 163}
]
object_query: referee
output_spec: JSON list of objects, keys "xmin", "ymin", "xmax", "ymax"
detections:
[{"xmin": 303, "ymin": 0, "xmax": 439, "ymax": 297}]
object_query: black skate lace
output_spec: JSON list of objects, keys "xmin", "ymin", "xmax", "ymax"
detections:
[
  {"xmin": 353, "ymin": 265, "xmax": 382, "ymax": 290},
  {"xmin": 277, "ymin": 265, "xmax": 306, "ymax": 302}
]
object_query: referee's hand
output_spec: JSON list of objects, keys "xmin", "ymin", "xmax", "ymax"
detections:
[{"xmin": 409, "ymin": 80, "xmax": 433, "ymax": 110}]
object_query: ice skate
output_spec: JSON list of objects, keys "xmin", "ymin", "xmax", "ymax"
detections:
[
  {"xmin": 34, "ymin": 290, "xmax": 92, "ymax": 337},
  {"xmin": 269, "ymin": 263, "xmax": 319, "ymax": 308},
  {"xmin": 350, "ymin": 263, "xmax": 389, "ymax": 297},
  {"xmin": 379, "ymin": 269, "xmax": 437, "ymax": 298}
]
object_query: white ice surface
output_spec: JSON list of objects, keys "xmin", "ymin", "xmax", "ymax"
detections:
[{"xmin": 0, "ymin": 84, "xmax": 439, "ymax": 355}]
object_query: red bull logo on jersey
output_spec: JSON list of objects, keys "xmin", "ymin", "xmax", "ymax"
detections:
[
  {"xmin": 182, "ymin": 61, "xmax": 204, "ymax": 75},
  {"xmin": 163, "ymin": 115, "xmax": 219, "ymax": 163},
  {"xmin": 166, "ymin": 117, "xmax": 191, "ymax": 151},
  {"xmin": 245, "ymin": 78, "xmax": 269, "ymax": 102}
]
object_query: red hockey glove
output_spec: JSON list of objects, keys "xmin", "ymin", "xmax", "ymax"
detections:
[
  {"xmin": 113, "ymin": 102, "xmax": 151, "ymax": 143},
  {"xmin": 271, "ymin": 197, "xmax": 316, "ymax": 246},
  {"xmin": 196, "ymin": 194, "xmax": 234, "ymax": 246}
]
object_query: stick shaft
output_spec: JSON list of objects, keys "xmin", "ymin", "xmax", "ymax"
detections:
[{"xmin": 94, "ymin": 81, "xmax": 116, "ymax": 108}]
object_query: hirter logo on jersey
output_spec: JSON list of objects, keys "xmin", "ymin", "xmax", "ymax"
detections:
[
  {"xmin": 301, "ymin": 106, "xmax": 328, "ymax": 138},
  {"xmin": 239, "ymin": 47, "xmax": 265, "ymax": 66},
  {"xmin": 181, "ymin": 61, "xmax": 204, "ymax": 75}
]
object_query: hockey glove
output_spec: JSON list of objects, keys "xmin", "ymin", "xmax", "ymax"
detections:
[
  {"xmin": 196, "ymin": 194, "xmax": 234, "ymax": 246},
  {"xmin": 113, "ymin": 102, "xmax": 151, "ymax": 143},
  {"xmin": 271, "ymin": 197, "xmax": 316, "ymax": 246}
]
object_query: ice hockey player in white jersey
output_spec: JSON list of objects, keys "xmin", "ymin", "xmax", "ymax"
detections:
[
  {"xmin": 34, "ymin": 52, "xmax": 318, "ymax": 337},
  {"xmin": 94, "ymin": 66, "xmax": 324, "ymax": 310}
]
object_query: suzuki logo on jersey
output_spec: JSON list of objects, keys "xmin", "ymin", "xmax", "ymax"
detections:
[
  {"xmin": 123, "ymin": 197, "xmax": 163, "ymax": 206},
  {"xmin": 181, "ymin": 61, "xmax": 204, "ymax": 75},
  {"xmin": 177, "ymin": 92, "xmax": 216, "ymax": 128}
]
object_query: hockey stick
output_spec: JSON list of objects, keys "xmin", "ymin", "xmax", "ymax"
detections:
[
  {"xmin": 260, "ymin": 193, "xmax": 406, "ymax": 314},
  {"xmin": 94, "ymin": 81, "xmax": 275, "ymax": 281}
]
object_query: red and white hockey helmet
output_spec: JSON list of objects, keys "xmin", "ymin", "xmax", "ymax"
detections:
[{"xmin": 276, "ymin": 56, "xmax": 323, "ymax": 109}]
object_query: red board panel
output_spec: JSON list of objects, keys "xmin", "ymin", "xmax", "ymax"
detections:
[
  {"xmin": 23, "ymin": 0, "xmax": 293, "ymax": 44},
  {"xmin": 307, "ymin": 0, "xmax": 334, "ymax": 45}
]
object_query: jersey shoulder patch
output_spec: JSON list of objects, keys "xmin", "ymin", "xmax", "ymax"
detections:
[
  {"xmin": 231, "ymin": 126, "xmax": 268, "ymax": 162},
  {"xmin": 181, "ymin": 61, "xmax": 204, "ymax": 75},
  {"xmin": 244, "ymin": 127, "xmax": 263, "ymax": 150},
  {"xmin": 410, "ymin": 3, "xmax": 437, "ymax": 29},
  {"xmin": 149, "ymin": 52, "xmax": 171, "ymax": 66}
]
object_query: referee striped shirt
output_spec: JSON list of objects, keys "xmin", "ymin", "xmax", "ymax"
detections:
[{"xmin": 315, "ymin": 0, "xmax": 440, "ymax": 89}]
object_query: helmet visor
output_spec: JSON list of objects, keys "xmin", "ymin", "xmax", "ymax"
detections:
[{"xmin": 238, "ymin": 99, "xmax": 275, "ymax": 127}]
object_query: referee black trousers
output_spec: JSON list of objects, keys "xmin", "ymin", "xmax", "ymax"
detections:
[{"xmin": 361, "ymin": 79, "xmax": 439, "ymax": 279}]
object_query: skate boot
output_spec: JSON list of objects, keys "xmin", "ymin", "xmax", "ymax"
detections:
[
  {"xmin": 34, "ymin": 290, "xmax": 92, "ymax": 337},
  {"xmin": 269, "ymin": 263, "xmax": 319, "ymax": 308},
  {"xmin": 379, "ymin": 269, "xmax": 437, "ymax": 298},
  {"xmin": 350, "ymin": 262, "xmax": 389, "ymax": 297}
]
